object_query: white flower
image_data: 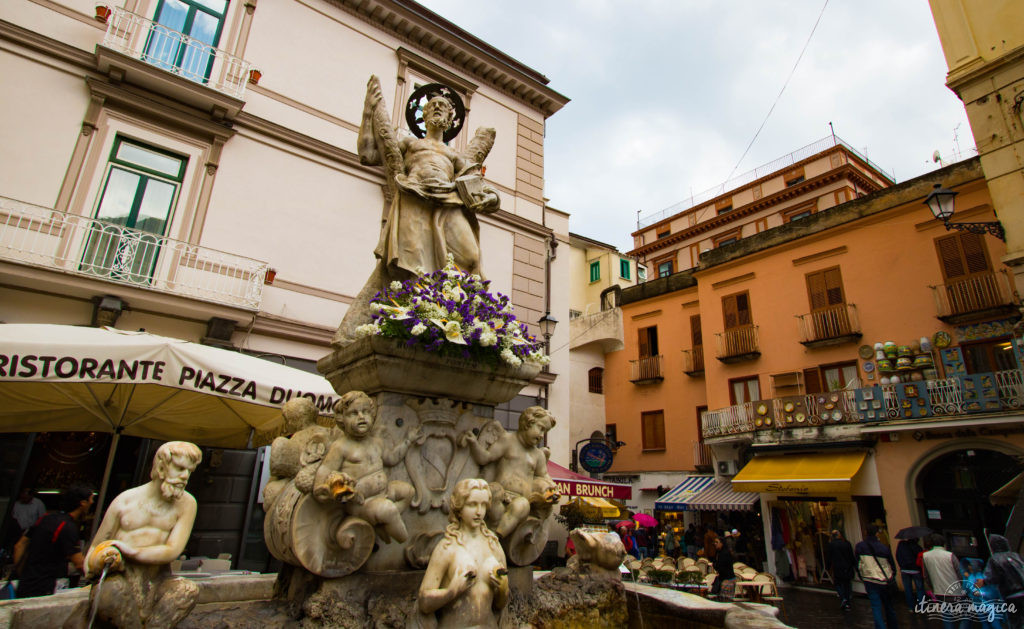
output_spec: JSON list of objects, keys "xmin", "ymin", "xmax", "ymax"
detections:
[
  {"xmin": 525, "ymin": 351, "xmax": 550, "ymax": 365},
  {"xmin": 389, "ymin": 281, "xmax": 403, "ymax": 291},
  {"xmin": 479, "ymin": 329, "xmax": 498, "ymax": 347},
  {"xmin": 500, "ymin": 347, "xmax": 522, "ymax": 367},
  {"xmin": 430, "ymin": 319, "xmax": 467, "ymax": 345},
  {"xmin": 410, "ymin": 322, "xmax": 427, "ymax": 335},
  {"xmin": 379, "ymin": 304, "xmax": 411, "ymax": 320},
  {"xmin": 355, "ymin": 323, "xmax": 381, "ymax": 337}
]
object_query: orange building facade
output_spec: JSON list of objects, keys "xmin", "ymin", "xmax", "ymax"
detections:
[{"xmin": 604, "ymin": 155, "xmax": 1024, "ymax": 584}]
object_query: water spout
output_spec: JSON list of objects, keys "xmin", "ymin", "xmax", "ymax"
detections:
[{"xmin": 87, "ymin": 561, "xmax": 111, "ymax": 629}]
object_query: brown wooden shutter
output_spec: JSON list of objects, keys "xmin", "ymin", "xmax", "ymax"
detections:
[
  {"xmin": 824, "ymin": 268, "xmax": 844, "ymax": 305},
  {"xmin": 807, "ymin": 272, "xmax": 827, "ymax": 311},
  {"xmin": 691, "ymin": 315, "xmax": 702, "ymax": 346},
  {"xmin": 961, "ymin": 233, "xmax": 990, "ymax": 274},
  {"xmin": 936, "ymin": 233, "xmax": 990, "ymax": 281},
  {"xmin": 642, "ymin": 411, "xmax": 666, "ymax": 450},
  {"xmin": 638, "ymin": 328, "xmax": 651, "ymax": 358},
  {"xmin": 723, "ymin": 296, "xmax": 738, "ymax": 329}
]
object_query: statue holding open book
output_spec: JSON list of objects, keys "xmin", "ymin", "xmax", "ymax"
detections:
[{"xmin": 334, "ymin": 76, "xmax": 501, "ymax": 346}]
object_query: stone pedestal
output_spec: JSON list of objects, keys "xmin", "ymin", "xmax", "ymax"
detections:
[{"xmin": 317, "ymin": 336, "xmax": 541, "ymax": 405}]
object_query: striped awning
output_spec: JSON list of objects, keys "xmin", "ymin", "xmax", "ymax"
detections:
[
  {"xmin": 654, "ymin": 475, "xmax": 715, "ymax": 511},
  {"xmin": 686, "ymin": 479, "xmax": 760, "ymax": 511}
]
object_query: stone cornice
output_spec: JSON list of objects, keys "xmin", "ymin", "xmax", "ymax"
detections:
[
  {"xmin": 328, "ymin": 0, "xmax": 569, "ymax": 117},
  {"xmin": 234, "ymin": 111, "xmax": 377, "ymax": 177},
  {"xmin": 0, "ymin": 18, "xmax": 96, "ymax": 70},
  {"xmin": 946, "ymin": 44, "xmax": 1024, "ymax": 94}
]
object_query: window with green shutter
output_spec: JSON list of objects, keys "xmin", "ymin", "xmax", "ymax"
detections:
[
  {"xmin": 619, "ymin": 259, "xmax": 630, "ymax": 279},
  {"xmin": 589, "ymin": 261, "xmax": 600, "ymax": 282}
]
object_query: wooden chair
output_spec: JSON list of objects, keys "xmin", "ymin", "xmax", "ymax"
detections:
[
  {"xmin": 757, "ymin": 573, "xmax": 787, "ymax": 621},
  {"xmin": 680, "ymin": 557, "xmax": 696, "ymax": 569}
]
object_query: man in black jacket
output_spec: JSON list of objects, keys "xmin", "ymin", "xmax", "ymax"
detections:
[
  {"xmin": 984, "ymin": 534, "xmax": 1024, "ymax": 629},
  {"xmin": 13, "ymin": 484, "xmax": 93, "ymax": 598},
  {"xmin": 826, "ymin": 529, "xmax": 856, "ymax": 611},
  {"xmin": 895, "ymin": 536, "xmax": 924, "ymax": 611},
  {"xmin": 711, "ymin": 536, "xmax": 735, "ymax": 596},
  {"xmin": 855, "ymin": 524, "xmax": 900, "ymax": 629}
]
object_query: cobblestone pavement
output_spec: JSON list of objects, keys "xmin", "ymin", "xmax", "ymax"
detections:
[{"xmin": 780, "ymin": 585, "xmax": 938, "ymax": 628}]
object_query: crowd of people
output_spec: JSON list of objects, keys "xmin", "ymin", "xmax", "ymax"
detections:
[{"xmin": 824, "ymin": 524, "xmax": 1024, "ymax": 629}]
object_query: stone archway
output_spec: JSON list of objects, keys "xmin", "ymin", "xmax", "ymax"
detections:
[{"xmin": 912, "ymin": 445, "xmax": 1018, "ymax": 559}]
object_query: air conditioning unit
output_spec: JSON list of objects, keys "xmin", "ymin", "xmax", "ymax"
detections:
[{"xmin": 717, "ymin": 460, "xmax": 738, "ymax": 476}]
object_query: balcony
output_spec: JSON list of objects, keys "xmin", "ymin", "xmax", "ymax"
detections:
[
  {"xmin": 629, "ymin": 355, "xmax": 663, "ymax": 384},
  {"xmin": 930, "ymin": 270, "xmax": 1019, "ymax": 325},
  {"xmin": 715, "ymin": 325, "xmax": 760, "ymax": 363},
  {"xmin": 797, "ymin": 303, "xmax": 862, "ymax": 348},
  {"xmin": 97, "ymin": 7, "xmax": 251, "ymax": 117},
  {"xmin": 700, "ymin": 368, "xmax": 1024, "ymax": 440},
  {"xmin": 682, "ymin": 346, "xmax": 704, "ymax": 376},
  {"xmin": 0, "ymin": 197, "xmax": 268, "ymax": 310}
]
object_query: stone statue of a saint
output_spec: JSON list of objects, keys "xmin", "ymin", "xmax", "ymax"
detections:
[
  {"xmin": 64, "ymin": 442, "xmax": 203, "ymax": 629},
  {"xmin": 334, "ymin": 76, "xmax": 501, "ymax": 346},
  {"xmin": 411, "ymin": 478, "xmax": 508, "ymax": 629}
]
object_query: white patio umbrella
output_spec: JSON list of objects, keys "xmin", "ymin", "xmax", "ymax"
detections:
[{"xmin": 0, "ymin": 323, "xmax": 338, "ymax": 520}]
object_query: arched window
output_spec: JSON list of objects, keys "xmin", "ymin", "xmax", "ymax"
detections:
[{"xmin": 588, "ymin": 367, "xmax": 604, "ymax": 394}]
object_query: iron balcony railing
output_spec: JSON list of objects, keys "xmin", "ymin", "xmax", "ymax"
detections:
[
  {"xmin": 0, "ymin": 197, "xmax": 269, "ymax": 310},
  {"xmin": 797, "ymin": 303, "xmax": 861, "ymax": 343},
  {"xmin": 700, "ymin": 368, "xmax": 1024, "ymax": 439},
  {"xmin": 101, "ymin": 6, "xmax": 251, "ymax": 99},
  {"xmin": 715, "ymin": 325, "xmax": 760, "ymax": 360},
  {"xmin": 636, "ymin": 134, "xmax": 895, "ymax": 228},
  {"xmin": 629, "ymin": 355, "xmax": 663, "ymax": 382},
  {"xmin": 930, "ymin": 270, "xmax": 1015, "ymax": 319},
  {"xmin": 682, "ymin": 346, "xmax": 704, "ymax": 374}
]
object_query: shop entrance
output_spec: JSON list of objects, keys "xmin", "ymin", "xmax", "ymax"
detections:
[{"xmin": 917, "ymin": 448, "xmax": 1017, "ymax": 559}]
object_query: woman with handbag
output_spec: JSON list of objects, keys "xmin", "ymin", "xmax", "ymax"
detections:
[{"xmin": 855, "ymin": 523, "xmax": 901, "ymax": 629}]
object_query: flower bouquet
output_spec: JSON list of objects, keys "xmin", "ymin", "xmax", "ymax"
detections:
[{"xmin": 355, "ymin": 256, "xmax": 550, "ymax": 369}]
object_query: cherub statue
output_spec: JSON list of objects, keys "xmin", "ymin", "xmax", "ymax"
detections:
[
  {"xmin": 334, "ymin": 75, "xmax": 501, "ymax": 346},
  {"xmin": 65, "ymin": 442, "xmax": 202, "ymax": 629},
  {"xmin": 313, "ymin": 390, "xmax": 424, "ymax": 543},
  {"xmin": 460, "ymin": 407, "xmax": 559, "ymax": 539},
  {"xmin": 411, "ymin": 478, "xmax": 508, "ymax": 629},
  {"xmin": 263, "ymin": 397, "xmax": 332, "ymax": 508}
]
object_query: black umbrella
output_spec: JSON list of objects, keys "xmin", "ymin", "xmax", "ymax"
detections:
[{"xmin": 894, "ymin": 526, "xmax": 932, "ymax": 540}]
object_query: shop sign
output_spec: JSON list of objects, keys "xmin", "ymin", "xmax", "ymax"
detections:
[
  {"xmin": 764, "ymin": 483, "xmax": 812, "ymax": 495},
  {"xmin": 928, "ymin": 509, "xmax": 941, "ymax": 520},
  {"xmin": 579, "ymin": 441, "xmax": 614, "ymax": 473},
  {"xmin": 555, "ymin": 479, "xmax": 631, "ymax": 500}
]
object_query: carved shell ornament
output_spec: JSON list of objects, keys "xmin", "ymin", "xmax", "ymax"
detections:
[{"xmin": 405, "ymin": 83, "xmax": 465, "ymax": 143}]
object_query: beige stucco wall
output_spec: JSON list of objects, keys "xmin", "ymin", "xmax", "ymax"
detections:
[{"xmin": 0, "ymin": 51, "xmax": 86, "ymax": 207}]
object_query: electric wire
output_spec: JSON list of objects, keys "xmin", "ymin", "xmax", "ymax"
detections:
[{"xmin": 725, "ymin": 0, "xmax": 830, "ymax": 182}]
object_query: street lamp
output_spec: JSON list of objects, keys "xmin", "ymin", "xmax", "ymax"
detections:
[
  {"xmin": 925, "ymin": 183, "xmax": 1005, "ymax": 241},
  {"xmin": 538, "ymin": 312, "xmax": 558, "ymax": 372}
]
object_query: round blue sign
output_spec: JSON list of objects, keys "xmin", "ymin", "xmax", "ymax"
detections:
[{"xmin": 579, "ymin": 441, "xmax": 614, "ymax": 473}]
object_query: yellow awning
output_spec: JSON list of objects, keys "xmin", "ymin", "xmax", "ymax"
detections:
[
  {"xmin": 731, "ymin": 451, "xmax": 867, "ymax": 496},
  {"xmin": 577, "ymin": 496, "xmax": 621, "ymax": 518}
]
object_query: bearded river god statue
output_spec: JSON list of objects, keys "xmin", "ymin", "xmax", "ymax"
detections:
[
  {"xmin": 63, "ymin": 442, "xmax": 203, "ymax": 629},
  {"xmin": 333, "ymin": 76, "xmax": 501, "ymax": 347}
]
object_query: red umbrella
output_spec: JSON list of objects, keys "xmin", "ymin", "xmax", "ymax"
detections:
[
  {"xmin": 614, "ymin": 520, "xmax": 635, "ymax": 530},
  {"xmin": 633, "ymin": 513, "xmax": 658, "ymax": 527}
]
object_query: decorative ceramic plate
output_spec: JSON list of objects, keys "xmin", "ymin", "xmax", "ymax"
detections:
[
  {"xmin": 824, "ymin": 402, "xmax": 835, "ymax": 410},
  {"xmin": 830, "ymin": 394, "xmax": 839, "ymax": 403},
  {"xmin": 784, "ymin": 402, "xmax": 795, "ymax": 412},
  {"xmin": 863, "ymin": 362, "xmax": 875, "ymax": 373},
  {"xmin": 795, "ymin": 412, "xmax": 806, "ymax": 423},
  {"xmin": 757, "ymin": 404, "xmax": 768, "ymax": 415},
  {"xmin": 858, "ymin": 344, "xmax": 874, "ymax": 359},
  {"xmin": 817, "ymin": 396, "xmax": 826, "ymax": 404},
  {"xmin": 933, "ymin": 331, "xmax": 952, "ymax": 348}
]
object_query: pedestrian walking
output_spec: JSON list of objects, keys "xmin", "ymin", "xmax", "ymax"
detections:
[
  {"xmin": 664, "ymin": 527, "xmax": 679, "ymax": 559},
  {"xmin": 855, "ymin": 523, "xmax": 901, "ymax": 629},
  {"xmin": 984, "ymin": 534, "xmax": 1024, "ymax": 629},
  {"xmin": 921, "ymin": 533, "xmax": 969, "ymax": 629},
  {"xmin": 896, "ymin": 536, "xmax": 925, "ymax": 611},
  {"xmin": 826, "ymin": 529, "xmax": 856, "ymax": 611}
]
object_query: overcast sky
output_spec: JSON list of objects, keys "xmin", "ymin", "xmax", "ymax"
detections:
[{"xmin": 417, "ymin": 0, "xmax": 975, "ymax": 252}]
